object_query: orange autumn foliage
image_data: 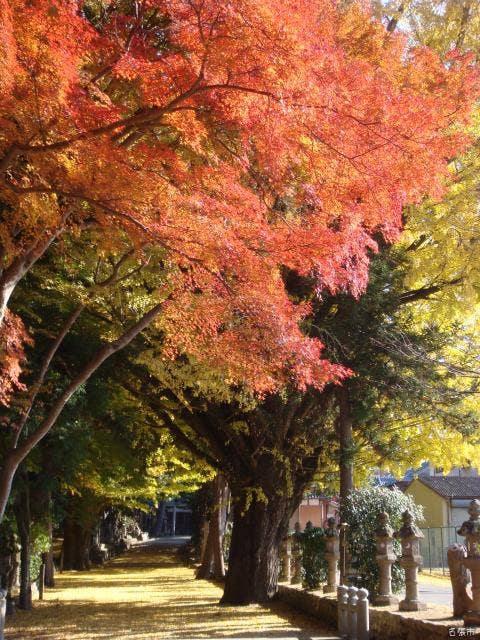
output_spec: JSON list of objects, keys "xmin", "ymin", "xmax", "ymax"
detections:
[
  {"xmin": 0, "ymin": 310, "xmax": 31, "ymax": 408},
  {"xmin": 0, "ymin": 0, "xmax": 477, "ymax": 394}
]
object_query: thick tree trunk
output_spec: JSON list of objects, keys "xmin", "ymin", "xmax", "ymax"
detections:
[
  {"xmin": 62, "ymin": 516, "xmax": 92, "ymax": 571},
  {"xmin": 197, "ymin": 474, "xmax": 228, "ymax": 580},
  {"xmin": 221, "ymin": 490, "xmax": 291, "ymax": 605},
  {"xmin": 62, "ymin": 508, "xmax": 93, "ymax": 571},
  {"xmin": 14, "ymin": 487, "xmax": 32, "ymax": 610}
]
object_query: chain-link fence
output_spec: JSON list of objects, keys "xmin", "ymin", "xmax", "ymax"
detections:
[{"xmin": 419, "ymin": 526, "xmax": 462, "ymax": 575}]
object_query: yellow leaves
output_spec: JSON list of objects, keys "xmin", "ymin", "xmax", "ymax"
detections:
[{"xmin": 6, "ymin": 546, "xmax": 335, "ymax": 639}]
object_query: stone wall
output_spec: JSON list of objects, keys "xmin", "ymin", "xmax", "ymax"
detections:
[{"xmin": 277, "ymin": 583, "xmax": 463, "ymax": 640}]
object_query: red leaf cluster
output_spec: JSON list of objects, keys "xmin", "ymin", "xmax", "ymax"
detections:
[{"xmin": 0, "ymin": 0, "xmax": 477, "ymax": 392}]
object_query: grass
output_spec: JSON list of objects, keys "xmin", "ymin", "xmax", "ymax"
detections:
[{"xmin": 5, "ymin": 541, "xmax": 339, "ymax": 640}]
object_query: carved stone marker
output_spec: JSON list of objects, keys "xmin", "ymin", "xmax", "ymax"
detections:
[
  {"xmin": 447, "ymin": 543, "xmax": 472, "ymax": 618},
  {"xmin": 394, "ymin": 510, "xmax": 426, "ymax": 611},
  {"xmin": 337, "ymin": 584, "xmax": 349, "ymax": 637},
  {"xmin": 279, "ymin": 535, "xmax": 291, "ymax": 583},
  {"xmin": 457, "ymin": 499, "xmax": 480, "ymax": 626},
  {"xmin": 348, "ymin": 586, "xmax": 359, "ymax": 640},
  {"xmin": 324, "ymin": 517, "xmax": 340, "ymax": 593},
  {"xmin": 291, "ymin": 522, "xmax": 302, "ymax": 585},
  {"xmin": 374, "ymin": 512, "xmax": 398, "ymax": 606},
  {"xmin": 357, "ymin": 588, "xmax": 370, "ymax": 640},
  {"xmin": 338, "ymin": 585, "xmax": 370, "ymax": 640}
]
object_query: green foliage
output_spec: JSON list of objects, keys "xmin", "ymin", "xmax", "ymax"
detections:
[
  {"xmin": 29, "ymin": 523, "xmax": 50, "ymax": 582},
  {"xmin": 341, "ymin": 487, "xmax": 423, "ymax": 597},
  {"xmin": 0, "ymin": 513, "xmax": 18, "ymax": 555},
  {"xmin": 296, "ymin": 525, "xmax": 328, "ymax": 590}
]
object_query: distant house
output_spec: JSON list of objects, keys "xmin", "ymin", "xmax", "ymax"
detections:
[
  {"xmin": 403, "ymin": 474, "xmax": 480, "ymax": 528},
  {"xmin": 289, "ymin": 492, "xmax": 339, "ymax": 530}
]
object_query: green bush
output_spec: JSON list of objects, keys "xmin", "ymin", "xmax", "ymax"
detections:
[
  {"xmin": 29, "ymin": 523, "xmax": 50, "ymax": 582},
  {"xmin": 341, "ymin": 486, "xmax": 423, "ymax": 598},
  {"xmin": 295, "ymin": 524, "xmax": 328, "ymax": 589}
]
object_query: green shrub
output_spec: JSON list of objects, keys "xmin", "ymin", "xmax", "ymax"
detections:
[
  {"xmin": 29, "ymin": 523, "xmax": 50, "ymax": 582},
  {"xmin": 295, "ymin": 524, "xmax": 328, "ymax": 589},
  {"xmin": 341, "ymin": 486, "xmax": 423, "ymax": 598}
]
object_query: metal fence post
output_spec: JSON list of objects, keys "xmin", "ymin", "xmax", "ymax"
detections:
[
  {"xmin": 427, "ymin": 528, "xmax": 432, "ymax": 573},
  {"xmin": 440, "ymin": 527, "xmax": 445, "ymax": 575}
]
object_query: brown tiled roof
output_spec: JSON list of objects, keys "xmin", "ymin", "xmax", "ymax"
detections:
[
  {"xmin": 417, "ymin": 476, "xmax": 480, "ymax": 499},
  {"xmin": 391, "ymin": 480, "xmax": 410, "ymax": 492}
]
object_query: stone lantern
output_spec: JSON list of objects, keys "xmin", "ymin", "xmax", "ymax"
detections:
[
  {"xmin": 457, "ymin": 499, "xmax": 480, "ymax": 626},
  {"xmin": 324, "ymin": 517, "xmax": 340, "ymax": 593},
  {"xmin": 394, "ymin": 510, "xmax": 426, "ymax": 611},
  {"xmin": 374, "ymin": 512, "xmax": 398, "ymax": 606}
]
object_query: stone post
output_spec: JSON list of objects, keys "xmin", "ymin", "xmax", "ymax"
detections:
[
  {"xmin": 348, "ymin": 586, "xmax": 358, "ymax": 640},
  {"xmin": 394, "ymin": 510, "xmax": 426, "ymax": 612},
  {"xmin": 337, "ymin": 584, "xmax": 349, "ymax": 637},
  {"xmin": 279, "ymin": 535, "xmax": 292, "ymax": 583},
  {"xmin": 457, "ymin": 499, "xmax": 480, "ymax": 627},
  {"xmin": 374, "ymin": 512, "xmax": 398, "ymax": 606},
  {"xmin": 291, "ymin": 522, "xmax": 302, "ymax": 585},
  {"xmin": 0, "ymin": 588, "xmax": 6, "ymax": 640},
  {"xmin": 357, "ymin": 588, "xmax": 370, "ymax": 640},
  {"xmin": 324, "ymin": 517, "xmax": 340, "ymax": 593}
]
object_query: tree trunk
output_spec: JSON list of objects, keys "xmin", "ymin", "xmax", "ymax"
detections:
[
  {"xmin": 197, "ymin": 474, "xmax": 228, "ymax": 580},
  {"xmin": 14, "ymin": 487, "xmax": 32, "ymax": 610},
  {"xmin": 337, "ymin": 385, "xmax": 354, "ymax": 502},
  {"xmin": 153, "ymin": 501, "xmax": 166, "ymax": 537},
  {"xmin": 221, "ymin": 489, "xmax": 291, "ymax": 605},
  {"xmin": 44, "ymin": 494, "xmax": 55, "ymax": 587},
  {"xmin": 62, "ymin": 515, "xmax": 92, "ymax": 571}
]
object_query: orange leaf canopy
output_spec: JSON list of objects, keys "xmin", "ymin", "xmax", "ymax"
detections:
[{"xmin": 0, "ymin": 0, "xmax": 477, "ymax": 393}]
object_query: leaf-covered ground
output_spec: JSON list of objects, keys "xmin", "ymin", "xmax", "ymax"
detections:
[{"xmin": 5, "ymin": 540, "xmax": 339, "ymax": 639}]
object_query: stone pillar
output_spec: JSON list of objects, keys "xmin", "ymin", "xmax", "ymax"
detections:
[
  {"xmin": 337, "ymin": 584, "xmax": 349, "ymax": 637},
  {"xmin": 357, "ymin": 588, "xmax": 370, "ymax": 640},
  {"xmin": 394, "ymin": 510, "xmax": 426, "ymax": 612},
  {"xmin": 279, "ymin": 535, "xmax": 291, "ymax": 583},
  {"xmin": 457, "ymin": 499, "xmax": 480, "ymax": 626},
  {"xmin": 348, "ymin": 586, "xmax": 358, "ymax": 640},
  {"xmin": 374, "ymin": 512, "xmax": 398, "ymax": 606},
  {"xmin": 0, "ymin": 588, "xmax": 6, "ymax": 640},
  {"xmin": 291, "ymin": 522, "xmax": 302, "ymax": 585},
  {"xmin": 324, "ymin": 517, "xmax": 340, "ymax": 593}
]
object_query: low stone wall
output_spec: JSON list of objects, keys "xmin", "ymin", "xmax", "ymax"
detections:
[{"xmin": 277, "ymin": 583, "xmax": 466, "ymax": 640}]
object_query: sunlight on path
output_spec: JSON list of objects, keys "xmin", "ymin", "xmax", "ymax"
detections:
[{"xmin": 5, "ymin": 540, "xmax": 339, "ymax": 640}]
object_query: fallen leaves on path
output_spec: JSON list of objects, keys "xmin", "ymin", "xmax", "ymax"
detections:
[{"xmin": 6, "ymin": 542, "xmax": 338, "ymax": 639}]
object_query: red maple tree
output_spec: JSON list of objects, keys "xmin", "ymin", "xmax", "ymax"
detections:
[{"xmin": 0, "ymin": 0, "xmax": 477, "ymax": 517}]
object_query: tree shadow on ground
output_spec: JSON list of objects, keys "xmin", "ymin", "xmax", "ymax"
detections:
[{"xmin": 5, "ymin": 545, "xmax": 338, "ymax": 640}]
